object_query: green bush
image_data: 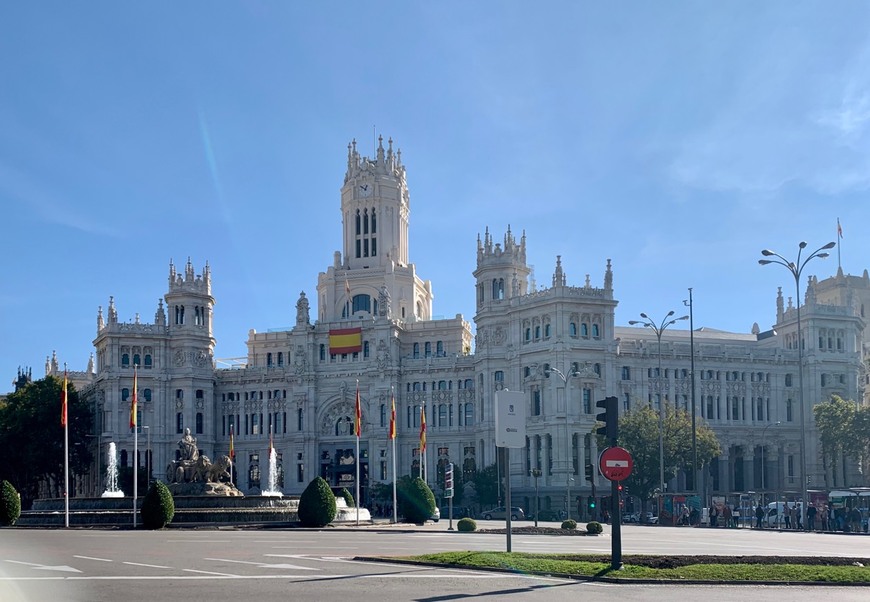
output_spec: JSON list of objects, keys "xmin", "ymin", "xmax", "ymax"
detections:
[
  {"xmin": 0, "ymin": 480, "xmax": 21, "ymax": 526},
  {"xmin": 140, "ymin": 481, "xmax": 175, "ymax": 529},
  {"xmin": 560, "ymin": 519, "xmax": 577, "ymax": 530},
  {"xmin": 340, "ymin": 487, "xmax": 355, "ymax": 507},
  {"xmin": 457, "ymin": 517, "xmax": 477, "ymax": 532},
  {"xmin": 396, "ymin": 476, "xmax": 436, "ymax": 523},
  {"xmin": 586, "ymin": 521, "xmax": 603, "ymax": 535},
  {"xmin": 298, "ymin": 476, "xmax": 337, "ymax": 527}
]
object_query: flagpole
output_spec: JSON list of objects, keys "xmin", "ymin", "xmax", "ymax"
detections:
[
  {"xmin": 391, "ymin": 386, "xmax": 397, "ymax": 524},
  {"xmin": 355, "ymin": 379, "xmax": 361, "ymax": 527},
  {"xmin": 63, "ymin": 364, "xmax": 69, "ymax": 528},
  {"xmin": 132, "ymin": 364, "xmax": 138, "ymax": 529}
]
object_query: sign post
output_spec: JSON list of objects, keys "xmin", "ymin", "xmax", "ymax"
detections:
[
  {"xmin": 495, "ymin": 390, "xmax": 526, "ymax": 553},
  {"xmin": 599, "ymin": 446, "xmax": 633, "ymax": 570}
]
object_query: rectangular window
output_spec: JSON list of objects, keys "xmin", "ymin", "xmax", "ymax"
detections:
[
  {"xmin": 297, "ymin": 408, "xmax": 304, "ymax": 431},
  {"xmin": 176, "ymin": 412, "xmax": 183, "ymax": 434}
]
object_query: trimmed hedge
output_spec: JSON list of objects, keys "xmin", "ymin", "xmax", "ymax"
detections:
[
  {"xmin": 397, "ymin": 477, "xmax": 436, "ymax": 523},
  {"xmin": 340, "ymin": 487, "xmax": 355, "ymax": 508},
  {"xmin": 457, "ymin": 517, "xmax": 477, "ymax": 532},
  {"xmin": 141, "ymin": 481, "xmax": 175, "ymax": 529},
  {"xmin": 586, "ymin": 521, "xmax": 603, "ymax": 534},
  {"xmin": 298, "ymin": 476, "xmax": 337, "ymax": 527},
  {"xmin": 0, "ymin": 480, "xmax": 21, "ymax": 526},
  {"xmin": 561, "ymin": 519, "xmax": 577, "ymax": 530}
]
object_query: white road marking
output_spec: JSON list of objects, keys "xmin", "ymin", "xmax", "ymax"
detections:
[
  {"xmin": 0, "ymin": 574, "xmax": 349, "ymax": 581},
  {"xmin": 3, "ymin": 560, "xmax": 81, "ymax": 573},
  {"xmin": 73, "ymin": 555, "xmax": 112, "ymax": 562},
  {"xmin": 204, "ymin": 557, "xmax": 319, "ymax": 570},
  {"xmin": 183, "ymin": 568, "xmax": 241, "ymax": 577},
  {"xmin": 122, "ymin": 562, "xmax": 171, "ymax": 569}
]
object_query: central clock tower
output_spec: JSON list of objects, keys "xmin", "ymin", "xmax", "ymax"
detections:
[{"xmin": 316, "ymin": 136, "xmax": 433, "ymax": 323}]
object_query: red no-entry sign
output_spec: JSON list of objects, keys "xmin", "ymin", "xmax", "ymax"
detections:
[{"xmin": 599, "ymin": 446, "xmax": 633, "ymax": 482}]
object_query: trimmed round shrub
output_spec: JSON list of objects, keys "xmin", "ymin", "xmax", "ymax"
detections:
[
  {"xmin": 298, "ymin": 476, "xmax": 337, "ymax": 527},
  {"xmin": 457, "ymin": 517, "xmax": 477, "ymax": 532},
  {"xmin": 586, "ymin": 521, "xmax": 603, "ymax": 535},
  {"xmin": 141, "ymin": 481, "xmax": 175, "ymax": 529},
  {"xmin": 396, "ymin": 477, "xmax": 436, "ymax": 523},
  {"xmin": 340, "ymin": 487, "xmax": 355, "ymax": 508},
  {"xmin": 561, "ymin": 519, "xmax": 577, "ymax": 530},
  {"xmin": 0, "ymin": 480, "xmax": 21, "ymax": 526}
]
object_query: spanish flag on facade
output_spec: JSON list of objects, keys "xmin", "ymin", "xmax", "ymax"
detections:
[{"xmin": 329, "ymin": 327, "xmax": 363, "ymax": 354}]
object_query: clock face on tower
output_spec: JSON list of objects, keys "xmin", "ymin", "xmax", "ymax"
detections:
[{"xmin": 358, "ymin": 183, "xmax": 372, "ymax": 198}]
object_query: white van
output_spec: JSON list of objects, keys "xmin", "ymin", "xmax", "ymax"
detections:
[{"xmin": 765, "ymin": 501, "xmax": 803, "ymax": 527}]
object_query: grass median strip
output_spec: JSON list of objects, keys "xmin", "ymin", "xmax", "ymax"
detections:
[{"xmin": 402, "ymin": 552, "xmax": 870, "ymax": 584}]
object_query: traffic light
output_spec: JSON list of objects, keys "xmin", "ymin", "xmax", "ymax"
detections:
[
  {"xmin": 588, "ymin": 496, "xmax": 596, "ymax": 510},
  {"xmin": 584, "ymin": 463, "xmax": 594, "ymax": 482},
  {"xmin": 595, "ymin": 396, "xmax": 619, "ymax": 441},
  {"xmin": 444, "ymin": 462, "xmax": 454, "ymax": 499}
]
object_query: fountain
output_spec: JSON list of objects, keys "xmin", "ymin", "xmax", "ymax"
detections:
[
  {"xmin": 101, "ymin": 442, "xmax": 124, "ymax": 498},
  {"xmin": 261, "ymin": 447, "xmax": 283, "ymax": 497}
]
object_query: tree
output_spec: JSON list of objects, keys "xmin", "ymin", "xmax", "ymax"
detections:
[
  {"xmin": 297, "ymin": 476, "xmax": 336, "ymax": 527},
  {"xmin": 600, "ymin": 405, "xmax": 720, "ymax": 508},
  {"xmin": 814, "ymin": 395, "xmax": 870, "ymax": 487},
  {"xmin": 396, "ymin": 476, "xmax": 435, "ymax": 523},
  {"xmin": 0, "ymin": 376, "xmax": 93, "ymax": 509},
  {"xmin": 471, "ymin": 463, "xmax": 500, "ymax": 508}
]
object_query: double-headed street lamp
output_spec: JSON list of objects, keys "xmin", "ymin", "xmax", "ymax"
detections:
[
  {"xmin": 759, "ymin": 240, "xmax": 835, "ymax": 529},
  {"xmin": 629, "ymin": 311, "xmax": 689, "ymax": 498},
  {"xmin": 547, "ymin": 366, "xmax": 578, "ymax": 521}
]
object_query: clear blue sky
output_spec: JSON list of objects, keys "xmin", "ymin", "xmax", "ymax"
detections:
[{"xmin": 2, "ymin": 2, "xmax": 868, "ymax": 388}]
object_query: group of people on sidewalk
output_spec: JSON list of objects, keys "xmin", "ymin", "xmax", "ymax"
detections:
[{"xmin": 753, "ymin": 501, "xmax": 867, "ymax": 532}]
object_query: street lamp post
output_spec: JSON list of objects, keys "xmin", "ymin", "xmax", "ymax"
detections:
[
  {"xmin": 143, "ymin": 426, "xmax": 151, "ymax": 484},
  {"xmin": 761, "ymin": 421, "xmax": 781, "ymax": 504},
  {"xmin": 684, "ymin": 289, "xmax": 698, "ymax": 494},
  {"xmin": 530, "ymin": 468, "xmax": 542, "ymax": 527},
  {"xmin": 759, "ymin": 240, "xmax": 835, "ymax": 530},
  {"xmin": 547, "ymin": 366, "xmax": 577, "ymax": 521},
  {"xmin": 629, "ymin": 311, "xmax": 689, "ymax": 502}
]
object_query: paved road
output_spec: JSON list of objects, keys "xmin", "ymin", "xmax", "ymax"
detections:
[{"xmin": 1, "ymin": 523, "xmax": 869, "ymax": 602}]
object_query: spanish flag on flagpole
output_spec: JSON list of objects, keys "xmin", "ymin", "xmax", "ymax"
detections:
[
  {"xmin": 419, "ymin": 405, "xmax": 426, "ymax": 452},
  {"xmin": 389, "ymin": 390, "xmax": 396, "ymax": 440},
  {"xmin": 354, "ymin": 380, "xmax": 362, "ymax": 438},
  {"xmin": 129, "ymin": 365, "xmax": 138, "ymax": 429},
  {"xmin": 229, "ymin": 425, "xmax": 235, "ymax": 460},
  {"xmin": 60, "ymin": 368, "xmax": 68, "ymax": 427}
]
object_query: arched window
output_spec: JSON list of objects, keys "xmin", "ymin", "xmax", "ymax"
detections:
[
  {"xmin": 319, "ymin": 344, "xmax": 326, "ymax": 361},
  {"xmin": 132, "ymin": 353, "xmax": 140, "ymax": 366},
  {"xmin": 436, "ymin": 341, "xmax": 444, "ymax": 356},
  {"xmin": 352, "ymin": 294, "xmax": 372, "ymax": 314},
  {"xmin": 525, "ymin": 328, "xmax": 531, "ymax": 341},
  {"xmin": 413, "ymin": 343, "xmax": 420, "ymax": 358},
  {"xmin": 363, "ymin": 341, "xmax": 370, "ymax": 358},
  {"xmin": 544, "ymin": 324, "xmax": 551, "ymax": 338},
  {"xmin": 121, "ymin": 353, "xmax": 130, "ymax": 367},
  {"xmin": 144, "ymin": 354, "xmax": 152, "ymax": 368},
  {"xmin": 581, "ymin": 324, "xmax": 589, "ymax": 337},
  {"xmin": 143, "ymin": 388, "xmax": 152, "ymax": 402},
  {"xmin": 592, "ymin": 324, "xmax": 600, "ymax": 338},
  {"xmin": 569, "ymin": 322, "xmax": 577, "ymax": 337},
  {"xmin": 534, "ymin": 326, "xmax": 541, "ymax": 339},
  {"xmin": 277, "ymin": 352, "xmax": 284, "ymax": 366},
  {"xmin": 425, "ymin": 342, "xmax": 432, "ymax": 357},
  {"xmin": 267, "ymin": 353, "xmax": 273, "ymax": 367},
  {"xmin": 121, "ymin": 388, "xmax": 129, "ymax": 401}
]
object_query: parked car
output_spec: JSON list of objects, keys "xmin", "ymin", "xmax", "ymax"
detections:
[
  {"xmin": 624, "ymin": 511, "xmax": 657, "ymax": 524},
  {"xmin": 529, "ymin": 509, "xmax": 561, "ymax": 521},
  {"xmin": 480, "ymin": 506, "xmax": 525, "ymax": 520},
  {"xmin": 430, "ymin": 507, "xmax": 440, "ymax": 522}
]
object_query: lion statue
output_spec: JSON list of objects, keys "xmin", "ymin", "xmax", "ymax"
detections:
[{"xmin": 193, "ymin": 454, "xmax": 232, "ymax": 483}]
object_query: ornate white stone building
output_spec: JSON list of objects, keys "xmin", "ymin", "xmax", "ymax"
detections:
[{"xmin": 74, "ymin": 136, "xmax": 866, "ymax": 515}]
